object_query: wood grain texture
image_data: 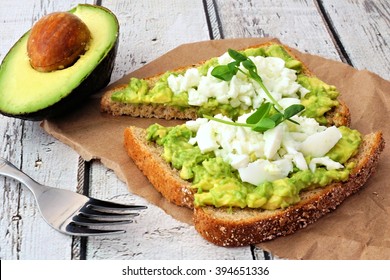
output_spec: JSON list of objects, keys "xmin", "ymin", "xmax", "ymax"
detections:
[
  {"xmin": 213, "ymin": 0, "xmax": 341, "ymax": 60},
  {"xmin": 103, "ymin": 0, "xmax": 210, "ymax": 83},
  {"xmin": 319, "ymin": 0, "xmax": 390, "ymax": 80},
  {"xmin": 1, "ymin": 0, "xmax": 389, "ymax": 260},
  {"xmin": 0, "ymin": 118, "xmax": 24, "ymax": 259}
]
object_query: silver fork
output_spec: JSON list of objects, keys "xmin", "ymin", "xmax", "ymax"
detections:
[{"xmin": 0, "ymin": 157, "xmax": 146, "ymax": 236}]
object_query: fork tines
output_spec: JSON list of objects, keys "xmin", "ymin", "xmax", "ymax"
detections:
[
  {"xmin": 66, "ymin": 223, "xmax": 126, "ymax": 236},
  {"xmin": 87, "ymin": 198, "xmax": 148, "ymax": 213},
  {"xmin": 72, "ymin": 214, "xmax": 133, "ymax": 226},
  {"xmin": 67, "ymin": 199, "xmax": 147, "ymax": 236},
  {"xmin": 81, "ymin": 207, "xmax": 140, "ymax": 220}
]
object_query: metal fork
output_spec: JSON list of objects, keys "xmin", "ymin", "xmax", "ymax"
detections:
[{"xmin": 0, "ymin": 157, "xmax": 146, "ymax": 236}]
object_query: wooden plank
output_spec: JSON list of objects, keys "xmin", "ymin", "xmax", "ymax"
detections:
[
  {"xmin": 103, "ymin": 0, "xmax": 211, "ymax": 82},
  {"xmin": 214, "ymin": 0, "xmax": 341, "ymax": 60},
  {"xmin": 86, "ymin": 0, "xmax": 253, "ymax": 259},
  {"xmin": 319, "ymin": 0, "xmax": 390, "ymax": 80},
  {"xmin": 0, "ymin": 0, "xmax": 94, "ymax": 260},
  {"xmin": 0, "ymin": 118, "xmax": 24, "ymax": 259}
]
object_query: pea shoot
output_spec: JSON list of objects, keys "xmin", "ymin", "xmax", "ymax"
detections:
[{"xmin": 207, "ymin": 49, "xmax": 305, "ymax": 132}]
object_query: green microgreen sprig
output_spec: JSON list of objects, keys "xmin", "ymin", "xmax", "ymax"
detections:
[
  {"xmin": 207, "ymin": 49, "xmax": 305, "ymax": 132},
  {"xmin": 205, "ymin": 101, "xmax": 304, "ymax": 132}
]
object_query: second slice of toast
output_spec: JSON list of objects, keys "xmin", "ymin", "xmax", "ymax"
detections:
[{"xmin": 124, "ymin": 125, "xmax": 384, "ymax": 246}]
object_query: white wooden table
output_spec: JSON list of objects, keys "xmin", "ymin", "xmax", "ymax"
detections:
[{"xmin": 1, "ymin": 0, "xmax": 389, "ymax": 260}]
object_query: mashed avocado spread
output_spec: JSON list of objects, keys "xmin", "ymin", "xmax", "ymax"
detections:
[
  {"xmin": 111, "ymin": 44, "xmax": 340, "ymax": 124},
  {"xmin": 121, "ymin": 43, "xmax": 361, "ymax": 210},
  {"xmin": 147, "ymin": 123, "xmax": 361, "ymax": 210}
]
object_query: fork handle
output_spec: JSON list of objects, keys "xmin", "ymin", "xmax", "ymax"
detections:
[{"xmin": 0, "ymin": 157, "xmax": 46, "ymax": 195}]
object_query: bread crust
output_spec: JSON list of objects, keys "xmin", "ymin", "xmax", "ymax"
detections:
[
  {"xmin": 101, "ymin": 42, "xmax": 350, "ymax": 127},
  {"xmin": 124, "ymin": 126, "xmax": 384, "ymax": 247},
  {"xmin": 124, "ymin": 127, "xmax": 195, "ymax": 208},
  {"xmin": 101, "ymin": 85, "xmax": 198, "ymax": 119},
  {"xmin": 194, "ymin": 132, "xmax": 384, "ymax": 246}
]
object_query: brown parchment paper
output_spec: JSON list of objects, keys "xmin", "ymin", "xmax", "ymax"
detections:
[{"xmin": 41, "ymin": 38, "xmax": 390, "ymax": 259}]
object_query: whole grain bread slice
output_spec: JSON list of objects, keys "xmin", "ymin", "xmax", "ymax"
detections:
[
  {"xmin": 101, "ymin": 84, "xmax": 199, "ymax": 120},
  {"xmin": 124, "ymin": 126, "xmax": 385, "ymax": 246},
  {"xmin": 194, "ymin": 132, "xmax": 385, "ymax": 246},
  {"xmin": 101, "ymin": 42, "xmax": 350, "ymax": 127}
]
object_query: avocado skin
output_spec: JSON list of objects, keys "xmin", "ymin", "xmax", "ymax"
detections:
[
  {"xmin": 1, "ymin": 41, "xmax": 118, "ymax": 121},
  {"xmin": 0, "ymin": 4, "xmax": 119, "ymax": 121}
]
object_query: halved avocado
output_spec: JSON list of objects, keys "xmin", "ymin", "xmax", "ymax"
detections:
[{"xmin": 0, "ymin": 4, "xmax": 119, "ymax": 120}]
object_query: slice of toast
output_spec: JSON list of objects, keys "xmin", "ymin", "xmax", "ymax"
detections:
[
  {"xmin": 101, "ymin": 42, "xmax": 350, "ymax": 127},
  {"xmin": 124, "ymin": 125, "xmax": 384, "ymax": 246}
]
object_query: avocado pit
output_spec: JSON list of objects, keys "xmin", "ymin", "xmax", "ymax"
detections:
[
  {"xmin": 27, "ymin": 12, "xmax": 91, "ymax": 72},
  {"xmin": 0, "ymin": 4, "xmax": 119, "ymax": 120}
]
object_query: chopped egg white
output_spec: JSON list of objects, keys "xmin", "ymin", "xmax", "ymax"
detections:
[
  {"xmin": 186, "ymin": 113, "xmax": 345, "ymax": 187},
  {"xmin": 309, "ymin": 157, "xmax": 344, "ymax": 172},
  {"xmin": 185, "ymin": 118, "xmax": 208, "ymax": 132},
  {"xmin": 229, "ymin": 154, "xmax": 250, "ymax": 170},
  {"xmin": 193, "ymin": 122, "xmax": 219, "ymax": 153},
  {"xmin": 292, "ymin": 152, "xmax": 309, "ymax": 171},
  {"xmin": 177, "ymin": 50, "xmax": 345, "ymax": 186},
  {"xmin": 263, "ymin": 124, "xmax": 285, "ymax": 159},
  {"xmin": 167, "ymin": 68, "xmax": 200, "ymax": 95},
  {"xmin": 238, "ymin": 159, "xmax": 293, "ymax": 186},
  {"xmin": 300, "ymin": 126, "xmax": 342, "ymax": 157},
  {"xmin": 278, "ymin": 97, "xmax": 301, "ymax": 110},
  {"xmin": 167, "ymin": 51, "xmax": 309, "ymax": 112}
]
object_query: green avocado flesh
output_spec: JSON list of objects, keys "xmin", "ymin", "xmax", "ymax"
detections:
[
  {"xmin": 111, "ymin": 44, "xmax": 339, "ymax": 124},
  {"xmin": 146, "ymin": 124, "xmax": 362, "ymax": 210},
  {"xmin": 126, "ymin": 43, "xmax": 361, "ymax": 210},
  {"xmin": 0, "ymin": 4, "xmax": 119, "ymax": 120}
]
